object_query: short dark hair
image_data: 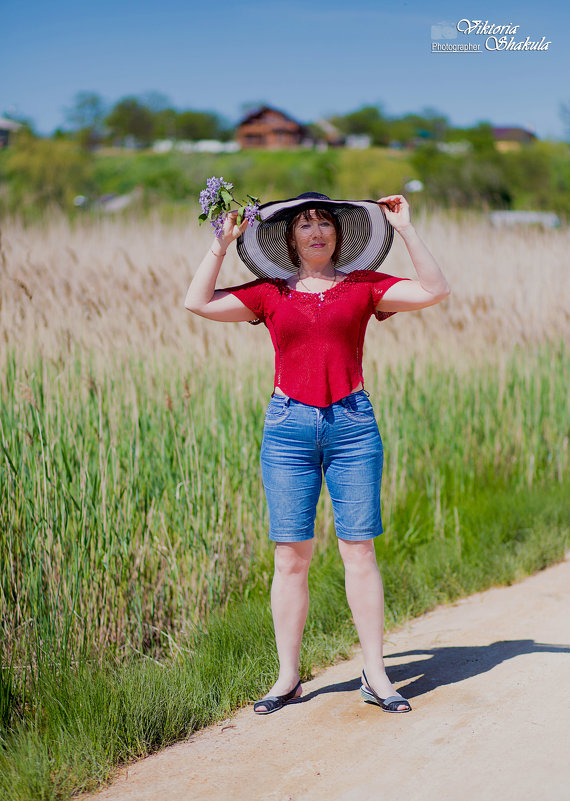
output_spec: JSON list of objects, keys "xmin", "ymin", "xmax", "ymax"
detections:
[{"xmin": 285, "ymin": 208, "xmax": 343, "ymax": 267}]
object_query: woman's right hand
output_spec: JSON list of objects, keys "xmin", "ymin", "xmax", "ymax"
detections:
[
  {"xmin": 186, "ymin": 208, "xmax": 258, "ymax": 321},
  {"xmin": 216, "ymin": 211, "xmax": 249, "ymax": 253}
]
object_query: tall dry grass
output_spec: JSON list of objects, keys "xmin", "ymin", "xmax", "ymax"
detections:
[{"xmin": 1, "ymin": 211, "xmax": 568, "ymax": 375}]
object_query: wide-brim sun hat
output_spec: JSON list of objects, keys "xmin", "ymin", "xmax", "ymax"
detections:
[{"xmin": 236, "ymin": 192, "xmax": 394, "ymax": 280}]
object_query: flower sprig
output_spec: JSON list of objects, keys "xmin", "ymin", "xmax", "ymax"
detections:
[{"xmin": 198, "ymin": 176, "xmax": 261, "ymax": 238}]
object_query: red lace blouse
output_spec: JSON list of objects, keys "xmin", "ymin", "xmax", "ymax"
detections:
[{"xmin": 225, "ymin": 270, "xmax": 408, "ymax": 406}]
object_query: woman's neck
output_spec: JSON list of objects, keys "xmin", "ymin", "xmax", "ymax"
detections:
[{"xmin": 297, "ymin": 262, "xmax": 336, "ymax": 280}]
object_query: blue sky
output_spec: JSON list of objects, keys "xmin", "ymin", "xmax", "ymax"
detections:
[{"xmin": 3, "ymin": 0, "xmax": 568, "ymax": 138}]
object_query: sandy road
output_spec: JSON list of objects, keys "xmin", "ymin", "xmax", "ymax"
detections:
[{"xmin": 88, "ymin": 554, "xmax": 570, "ymax": 801}]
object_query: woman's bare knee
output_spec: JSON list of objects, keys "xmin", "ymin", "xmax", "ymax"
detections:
[
  {"xmin": 274, "ymin": 540, "xmax": 313, "ymax": 576},
  {"xmin": 337, "ymin": 539, "xmax": 378, "ymax": 571}
]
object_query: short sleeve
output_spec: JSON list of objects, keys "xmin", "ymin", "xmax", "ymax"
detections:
[
  {"xmin": 368, "ymin": 272, "xmax": 410, "ymax": 323},
  {"xmin": 223, "ymin": 278, "xmax": 270, "ymax": 324}
]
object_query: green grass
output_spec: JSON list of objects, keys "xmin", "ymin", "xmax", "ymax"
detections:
[
  {"xmin": 1, "ymin": 482, "xmax": 568, "ymax": 800},
  {"xmin": 0, "ymin": 341, "xmax": 568, "ymax": 799}
]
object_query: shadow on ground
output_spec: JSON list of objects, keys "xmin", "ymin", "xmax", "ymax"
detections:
[{"xmin": 300, "ymin": 640, "xmax": 570, "ymax": 703}]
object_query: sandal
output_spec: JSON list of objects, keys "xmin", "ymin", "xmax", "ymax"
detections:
[
  {"xmin": 361, "ymin": 670, "xmax": 411, "ymax": 713},
  {"xmin": 254, "ymin": 679, "xmax": 302, "ymax": 715}
]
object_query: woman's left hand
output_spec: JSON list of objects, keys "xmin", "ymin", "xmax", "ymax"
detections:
[{"xmin": 377, "ymin": 195, "xmax": 412, "ymax": 232}]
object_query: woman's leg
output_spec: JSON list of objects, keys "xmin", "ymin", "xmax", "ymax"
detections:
[
  {"xmin": 337, "ymin": 538, "xmax": 408, "ymax": 710},
  {"xmin": 254, "ymin": 539, "xmax": 313, "ymax": 710},
  {"xmin": 258, "ymin": 397, "xmax": 321, "ymax": 709}
]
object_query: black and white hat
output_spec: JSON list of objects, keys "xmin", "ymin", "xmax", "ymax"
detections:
[{"xmin": 236, "ymin": 192, "xmax": 394, "ymax": 280}]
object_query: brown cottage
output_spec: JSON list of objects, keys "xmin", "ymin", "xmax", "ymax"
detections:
[
  {"xmin": 492, "ymin": 126, "xmax": 537, "ymax": 152},
  {"xmin": 236, "ymin": 106, "xmax": 306, "ymax": 150}
]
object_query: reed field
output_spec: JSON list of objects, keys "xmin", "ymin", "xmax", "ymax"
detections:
[{"xmin": 0, "ymin": 211, "xmax": 569, "ymax": 799}]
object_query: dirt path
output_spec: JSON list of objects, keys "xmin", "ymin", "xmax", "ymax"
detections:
[{"xmin": 89, "ymin": 555, "xmax": 570, "ymax": 801}]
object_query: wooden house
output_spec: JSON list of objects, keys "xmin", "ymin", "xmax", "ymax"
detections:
[
  {"xmin": 492, "ymin": 126, "xmax": 537, "ymax": 152},
  {"xmin": 235, "ymin": 106, "xmax": 306, "ymax": 149}
]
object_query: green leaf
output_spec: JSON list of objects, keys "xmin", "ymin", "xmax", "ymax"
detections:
[
  {"xmin": 247, "ymin": 195, "xmax": 260, "ymax": 204},
  {"xmin": 236, "ymin": 209, "xmax": 244, "ymax": 225},
  {"xmin": 220, "ymin": 189, "xmax": 233, "ymax": 207},
  {"xmin": 198, "ymin": 213, "xmax": 208, "ymax": 222}
]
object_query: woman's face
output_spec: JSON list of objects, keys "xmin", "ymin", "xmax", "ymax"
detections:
[{"xmin": 292, "ymin": 210, "xmax": 337, "ymax": 265}]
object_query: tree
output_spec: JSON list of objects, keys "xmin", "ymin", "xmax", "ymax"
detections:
[
  {"xmin": 152, "ymin": 108, "xmax": 179, "ymax": 140},
  {"xmin": 64, "ymin": 91, "xmax": 107, "ymax": 149},
  {"xmin": 175, "ymin": 110, "xmax": 226, "ymax": 141},
  {"xmin": 460, "ymin": 121, "xmax": 496, "ymax": 153},
  {"xmin": 331, "ymin": 105, "xmax": 390, "ymax": 146},
  {"xmin": 105, "ymin": 97, "xmax": 154, "ymax": 145},
  {"xmin": 417, "ymin": 107, "xmax": 449, "ymax": 141},
  {"xmin": 393, "ymin": 109, "xmax": 449, "ymax": 143}
]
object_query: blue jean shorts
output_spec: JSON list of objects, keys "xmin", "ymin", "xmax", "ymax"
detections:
[{"xmin": 260, "ymin": 390, "xmax": 384, "ymax": 542}]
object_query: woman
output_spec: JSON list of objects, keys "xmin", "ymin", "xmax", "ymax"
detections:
[{"xmin": 185, "ymin": 192, "xmax": 450, "ymax": 714}]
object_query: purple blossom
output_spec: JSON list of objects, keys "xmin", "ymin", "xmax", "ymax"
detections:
[
  {"xmin": 212, "ymin": 215, "xmax": 225, "ymax": 238},
  {"xmin": 198, "ymin": 176, "xmax": 260, "ymax": 236},
  {"xmin": 199, "ymin": 176, "xmax": 234, "ymax": 215},
  {"xmin": 199, "ymin": 189, "xmax": 210, "ymax": 214},
  {"xmin": 243, "ymin": 202, "xmax": 260, "ymax": 227}
]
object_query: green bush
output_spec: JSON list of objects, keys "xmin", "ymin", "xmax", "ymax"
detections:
[
  {"xmin": 2, "ymin": 132, "xmax": 93, "ymax": 213},
  {"xmin": 410, "ymin": 140, "xmax": 570, "ymax": 216},
  {"xmin": 334, "ymin": 149, "xmax": 418, "ymax": 198}
]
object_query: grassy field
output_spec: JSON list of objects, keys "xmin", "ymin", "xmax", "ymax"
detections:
[
  {"xmin": 0, "ymin": 212, "xmax": 569, "ymax": 799},
  {"xmin": 3, "ymin": 141, "xmax": 570, "ymax": 220}
]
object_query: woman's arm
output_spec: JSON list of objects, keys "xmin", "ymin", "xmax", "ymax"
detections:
[
  {"xmin": 184, "ymin": 212, "xmax": 258, "ymax": 322},
  {"xmin": 375, "ymin": 195, "xmax": 451, "ymax": 312}
]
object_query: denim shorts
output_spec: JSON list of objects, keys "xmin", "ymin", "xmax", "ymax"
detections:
[{"xmin": 260, "ymin": 390, "xmax": 384, "ymax": 542}]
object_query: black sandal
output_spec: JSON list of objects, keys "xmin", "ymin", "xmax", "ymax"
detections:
[
  {"xmin": 254, "ymin": 679, "xmax": 302, "ymax": 715},
  {"xmin": 361, "ymin": 670, "xmax": 412, "ymax": 713}
]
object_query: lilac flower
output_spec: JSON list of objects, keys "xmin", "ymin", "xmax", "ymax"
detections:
[
  {"xmin": 243, "ymin": 202, "xmax": 260, "ymax": 227},
  {"xmin": 199, "ymin": 189, "xmax": 210, "ymax": 214},
  {"xmin": 199, "ymin": 176, "xmax": 233, "ymax": 215},
  {"xmin": 212, "ymin": 215, "xmax": 225, "ymax": 238},
  {"xmin": 198, "ymin": 176, "xmax": 261, "ymax": 236}
]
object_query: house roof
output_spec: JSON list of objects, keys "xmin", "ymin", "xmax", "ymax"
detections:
[
  {"xmin": 0, "ymin": 117, "xmax": 23, "ymax": 131},
  {"xmin": 238, "ymin": 105, "xmax": 303, "ymax": 128},
  {"xmin": 492, "ymin": 126, "xmax": 537, "ymax": 140}
]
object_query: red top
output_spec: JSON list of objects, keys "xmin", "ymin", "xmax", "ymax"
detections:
[{"xmin": 226, "ymin": 270, "xmax": 408, "ymax": 406}]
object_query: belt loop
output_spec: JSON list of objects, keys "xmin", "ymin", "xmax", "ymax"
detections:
[{"xmin": 362, "ymin": 389, "xmax": 370, "ymax": 397}]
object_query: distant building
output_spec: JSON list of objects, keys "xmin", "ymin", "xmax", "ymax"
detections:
[
  {"xmin": 436, "ymin": 140, "xmax": 472, "ymax": 155},
  {"xmin": 235, "ymin": 106, "xmax": 306, "ymax": 149},
  {"xmin": 346, "ymin": 134, "xmax": 372, "ymax": 150},
  {"xmin": 492, "ymin": 126, "xmax": 537, "ymax": 152},
  {"xmin": 0, "ymin": 117, "xmax": 22, "ymax": 148},
  {"xmin": 489, "ymin": 211, "xmax": 560, "ymax": 228},
  {"xmin": 153, "ymin": 139, "xmax": 240, "ymax": 154}
]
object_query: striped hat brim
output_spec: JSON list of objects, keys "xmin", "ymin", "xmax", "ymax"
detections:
[{"xmin": 236, "ymin": 196, "xmax": 394, "ymax": 280}]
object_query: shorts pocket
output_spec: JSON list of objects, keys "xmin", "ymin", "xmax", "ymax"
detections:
[
  {"xmin": 264, "ymin": 397, "xmax": 291, "ymax": 425},
  {"xmin": 339, "ymin": 393, "xmax": 376, "ymax": 422}
]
